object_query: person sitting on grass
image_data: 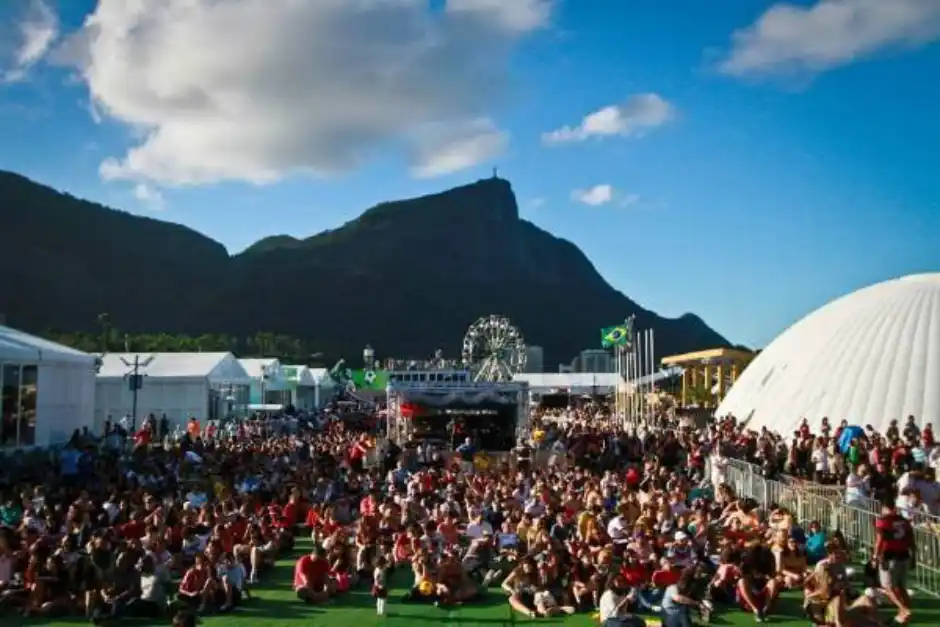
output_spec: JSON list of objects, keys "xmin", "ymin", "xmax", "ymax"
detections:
[
  {"xmin": 771, "ymin": 530, "xmax": 808, "ymax": 589},
  {"xmin": 177, "ymin": 553, "xmax": 218, "ymax": 613},
  {"xmin": 294, "ymin": 546, "xmax": 334, "ymax": 605},
  {"xmin": 502, "ymin": 557, "xmax": 541, "ymax": 618},
  {"xmin": 736, "ymin": 543, "xmax": 780, "ymax": 623}
]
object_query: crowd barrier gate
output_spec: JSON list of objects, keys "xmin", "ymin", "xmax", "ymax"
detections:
[{"xmin": 711, "ymin": 457, "xmax": 940, "ymax": 597}]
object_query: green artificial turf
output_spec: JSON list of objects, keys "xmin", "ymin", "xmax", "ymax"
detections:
[{"xmin": 9, "ymin": 539, "xmax": 940, "ymax": 627}]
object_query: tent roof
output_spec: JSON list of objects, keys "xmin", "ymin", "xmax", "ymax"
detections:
[
  {"xmin": 238, "ymin": 358, "xmax": 280, "ymax": 379},
  {"xmin": 282, "ymin": 364, "xmax": 317, "ymax": 386},
  {"xmin": 0, "ymin": 325, "xmax": 93, "ymax": 364},
  {"xmin": 97, "ymin": 352, "xmax": 238, "ymax": 379},
  {"xmin": 513, "ymin": 372, "xmax": 621, "ymax": 389}
]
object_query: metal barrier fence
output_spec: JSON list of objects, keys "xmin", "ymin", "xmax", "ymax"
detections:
[
  {"xmin": 721, "ymin": 458, "xmax": 940, "ymax": 522},
  {"xmin": 715, "ymin": 457, "xmax": 940, "ymax": 597}
]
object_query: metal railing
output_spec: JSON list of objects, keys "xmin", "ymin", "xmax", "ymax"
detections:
[{"xmin": 712, "ymin": 457, "xmax": 940, "ymax": 597}]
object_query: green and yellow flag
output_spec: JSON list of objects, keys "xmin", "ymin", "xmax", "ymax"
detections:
[{"xmin": 601, "ymin": 318, "xmax": 633, "ymax": 348}]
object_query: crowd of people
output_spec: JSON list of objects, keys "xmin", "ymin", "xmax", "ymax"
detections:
[
  {"xmin": 706, "ymin": 414, "xmax": 940, "ymax": 519},
  {"xmin": 0, "ymin": 398, "xmax": 924, "ymax": 627}
]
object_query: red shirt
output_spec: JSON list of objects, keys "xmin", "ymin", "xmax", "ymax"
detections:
[
  {"xmin": 294, "ymin": 555, "xmax": 329, "ymax": 589},
  {"xmin": 134, "ymin": 429, "xmax": 151, "ymax": 446},
  {"xmin": 621, "ymin": 563, "xmax": 649, "ymax": 587},
  {"xmin": 349, "ymin": 443, "xmax": 367, "ymax": 461},
  {"xmin": 230, "ymin": 518, "xmax": 248, "ymax": 543},
  {"xmin": 180, "ymin": 568, "xmax": 207, "ymax": 595},
  {"xmin": 281, "ymin": 502, "xmax": 300, "ymax": 527},
  {"xmin": 876, "ymin": 513, "xmax": 913, "ymax": 556},
  {"xmin": 625, "ymin": 468, "xmax": 640, "ymax": 487},
  {"xmin": 651, "ymin": 568, "xmax": 681, "ymax": 588},
  {"xmin": 119, "ymin": 520, "xmax": 145, "ymax": 540},
  {"xmin": 360, "ymin": 496, "xmax": 377, "ymax": 517}
]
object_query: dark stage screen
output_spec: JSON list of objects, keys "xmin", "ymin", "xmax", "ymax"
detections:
[{"xmin": 409, "ymin": 402, "xmax": 517, "ymax": 451}]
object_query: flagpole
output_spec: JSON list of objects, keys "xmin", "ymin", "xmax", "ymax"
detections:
[
  {"xmin": 637, "ymin": 330, "xmax": 649, "ymax": 420},
  {"xmin": 615, "ymin": 343, "xmax": 622, "ymax": 428},
  {"xmin": 630, "ymin": 336, "xmax": 640, "ymax": 422},
  {"xmin": 650, "ymin": 328, "xmax": 656, "ymax": 394},
  {"xmin": 642, "ymin": 329, "xmax": 649, "ymax": 422},
  {"xmin": 639, "ymin": 329, "xmax": 646, "ymax": 423}
]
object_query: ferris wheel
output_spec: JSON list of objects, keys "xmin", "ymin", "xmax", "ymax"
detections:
[{"xmin": 461, "ymin": 315, "xmax": 527, "ymax": 382}]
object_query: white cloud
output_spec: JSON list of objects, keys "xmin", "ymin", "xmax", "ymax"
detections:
[
  {"xmin": 1, "ymin": 0, "xmax": 59, "ymax": 83},
  {"xmin": 718, "ymin": 0, "xmax": 940, "ymax": 77},
  {"xmin": 133, "ymin": 183, "xmax": 165, "ymax": 211},
  {"xmin": 543, "ymin": 94, "xmax": 674, "ymax": 144},
  {"xmin": 572, "ymin": 184, "xmax": 614, "ymax": 206},
  {"xmin": 57, "ymin": 0, "xmax": 550, "ymax": 186},
  {"xmin": 409, "ymin": 118, "xmax": 507, "ymax": 178},
  {"xmin": 528, "ymin": 197, "xmax": 546, "ymax": 209}
]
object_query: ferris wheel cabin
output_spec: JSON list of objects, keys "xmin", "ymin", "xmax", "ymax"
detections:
[{"xmin": 386, "ymin": 380, "xmax": 529, "ymax": 451}]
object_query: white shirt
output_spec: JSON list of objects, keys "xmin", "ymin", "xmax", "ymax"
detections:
[
  {"xmin": 102, "ymin": 501, "xmax": 120, "ymax": 524},
  {"xmin": 844, "ymin": 473, "xmax": 869, "ymax": 505},
  {"xmin": 599, "ymin": 589, "xmax": 629, "ymax": 622},
  {"xmin": 465, "ymin": 521, "xmax": 493, "ymax": 540},
  {"xmin": 607, "ymin": 516, "xmax": 628, "ymax": 543},
  {"xmin": 812, "ymin": 449, "xmax": 829, "ymax": 472}
]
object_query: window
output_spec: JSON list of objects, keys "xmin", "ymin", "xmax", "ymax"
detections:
[
  {"xmin": 18, "ymin": 365, "xmax": 37, "ymax": 447},
  {"xmin": 208, "ymin": 388, "xmax": 220, "ymax": 420},
  {"xmin": 1, "ymin": 364, "xmax": 21, "ymax": 448}
]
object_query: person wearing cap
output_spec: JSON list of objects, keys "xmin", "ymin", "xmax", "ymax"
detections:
[{"xmin": 668, "ymin": 531, "xmax": 695, "ymax": 569}]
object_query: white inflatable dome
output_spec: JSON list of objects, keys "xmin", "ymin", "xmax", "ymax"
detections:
[{"xmin": 716, "ymin": 273, "xmax": 940, "ymax": 435}]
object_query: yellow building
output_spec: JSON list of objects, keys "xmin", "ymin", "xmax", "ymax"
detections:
[{"xmin": 660, "ymin": 348, "xmax": 755, "ymax": 408}]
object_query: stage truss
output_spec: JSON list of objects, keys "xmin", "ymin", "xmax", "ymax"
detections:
[
  {"xmin": 386, "ymin": 380, "xmax": 530, "ymax": 447},
  {"xmin": 461, "ymin": 315, "xmax": 527, "ymax": 382}
]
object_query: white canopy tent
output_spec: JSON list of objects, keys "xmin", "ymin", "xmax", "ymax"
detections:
[
  {"xmin": 239, "ymin": 358, "xmax": 291, "ymax": 406},
  {"xmin": 309, "ymin": 368, "xmax": 336, "ymax": 408},
  {"xmin": 0, "ymin": 325, "xmax": 96, "ymax": 448},
  {"xmin": 95, "ymin": 352, "xmax": 251, "ymax": 432},
  {"xmin": 282, "ymin": 364, "xmax": 319, "ymax": 410}
]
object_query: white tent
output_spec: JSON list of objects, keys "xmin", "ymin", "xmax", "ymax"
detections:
[
  {"xmin": 717, "ymin": 273, "xmax": 940, "ymax": 435},
  {"xmin": 0, "ymin": 325, "xmax": 96, "ymax": 448},
  {"xmin": 95, "ymin": 352, "xmax": 251, "ymax": 431},
  {"xmin": 309, "ymin": 368, "xmax": 336, "ymax": 408},
  {"xmin": 282, "ymin": 364, "xmax": 318, "ymax": 410},
  {"xmin": 513, "ymin": 372, "xmax": 621, "ymax": 395},
  {"xmin": 239, "ymin": 358, "xmax": 290, "ymax": 406}
]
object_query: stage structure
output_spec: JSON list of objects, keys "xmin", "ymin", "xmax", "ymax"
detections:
[
  {"xmin": 461, "ymin": 315, "xmax": 527, "ymax": 382},
  {"xmin": 386, "ymin": 380, "xmax": 529, "ymax": 450}
]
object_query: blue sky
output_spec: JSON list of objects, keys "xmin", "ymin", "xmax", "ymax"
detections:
[{"xmin": 1, "ymin": 0, "xmax": 938, "ymax": 349}]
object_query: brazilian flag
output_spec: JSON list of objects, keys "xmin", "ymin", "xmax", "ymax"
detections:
[{"xmin": 601, "ymin": 319, "xmax": 633, "ymax": 348}]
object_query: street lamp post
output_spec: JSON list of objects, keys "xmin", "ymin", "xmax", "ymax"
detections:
[
  {"xmin": 260, "ymin": 365, "xmax": 270, "ymax": 407},
  {"xmin": 121, "ymin": 354, "xmax": 155, "ymax": 432}
]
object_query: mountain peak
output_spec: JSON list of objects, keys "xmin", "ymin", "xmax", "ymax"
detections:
[
  {"xmin": 0, "ymin": 172, "xmax": 729, "ymax": 364},
  {"xmin": 362, "ymin": 175, "xmax": 519, "ymax": 225}
]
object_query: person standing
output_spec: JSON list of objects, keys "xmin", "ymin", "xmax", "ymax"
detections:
[
  {"xmin": 456, "ymin": 437, "xmax": 476, "ymax": 475},
  {"xmin": 875, "ymin": 504, "xmax": 914, "ymax": 624}
]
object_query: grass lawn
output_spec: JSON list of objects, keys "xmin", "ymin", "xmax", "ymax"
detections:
[{"xmin": 11, "ymin": 539, "xmax": 940, "ymax": 627}]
